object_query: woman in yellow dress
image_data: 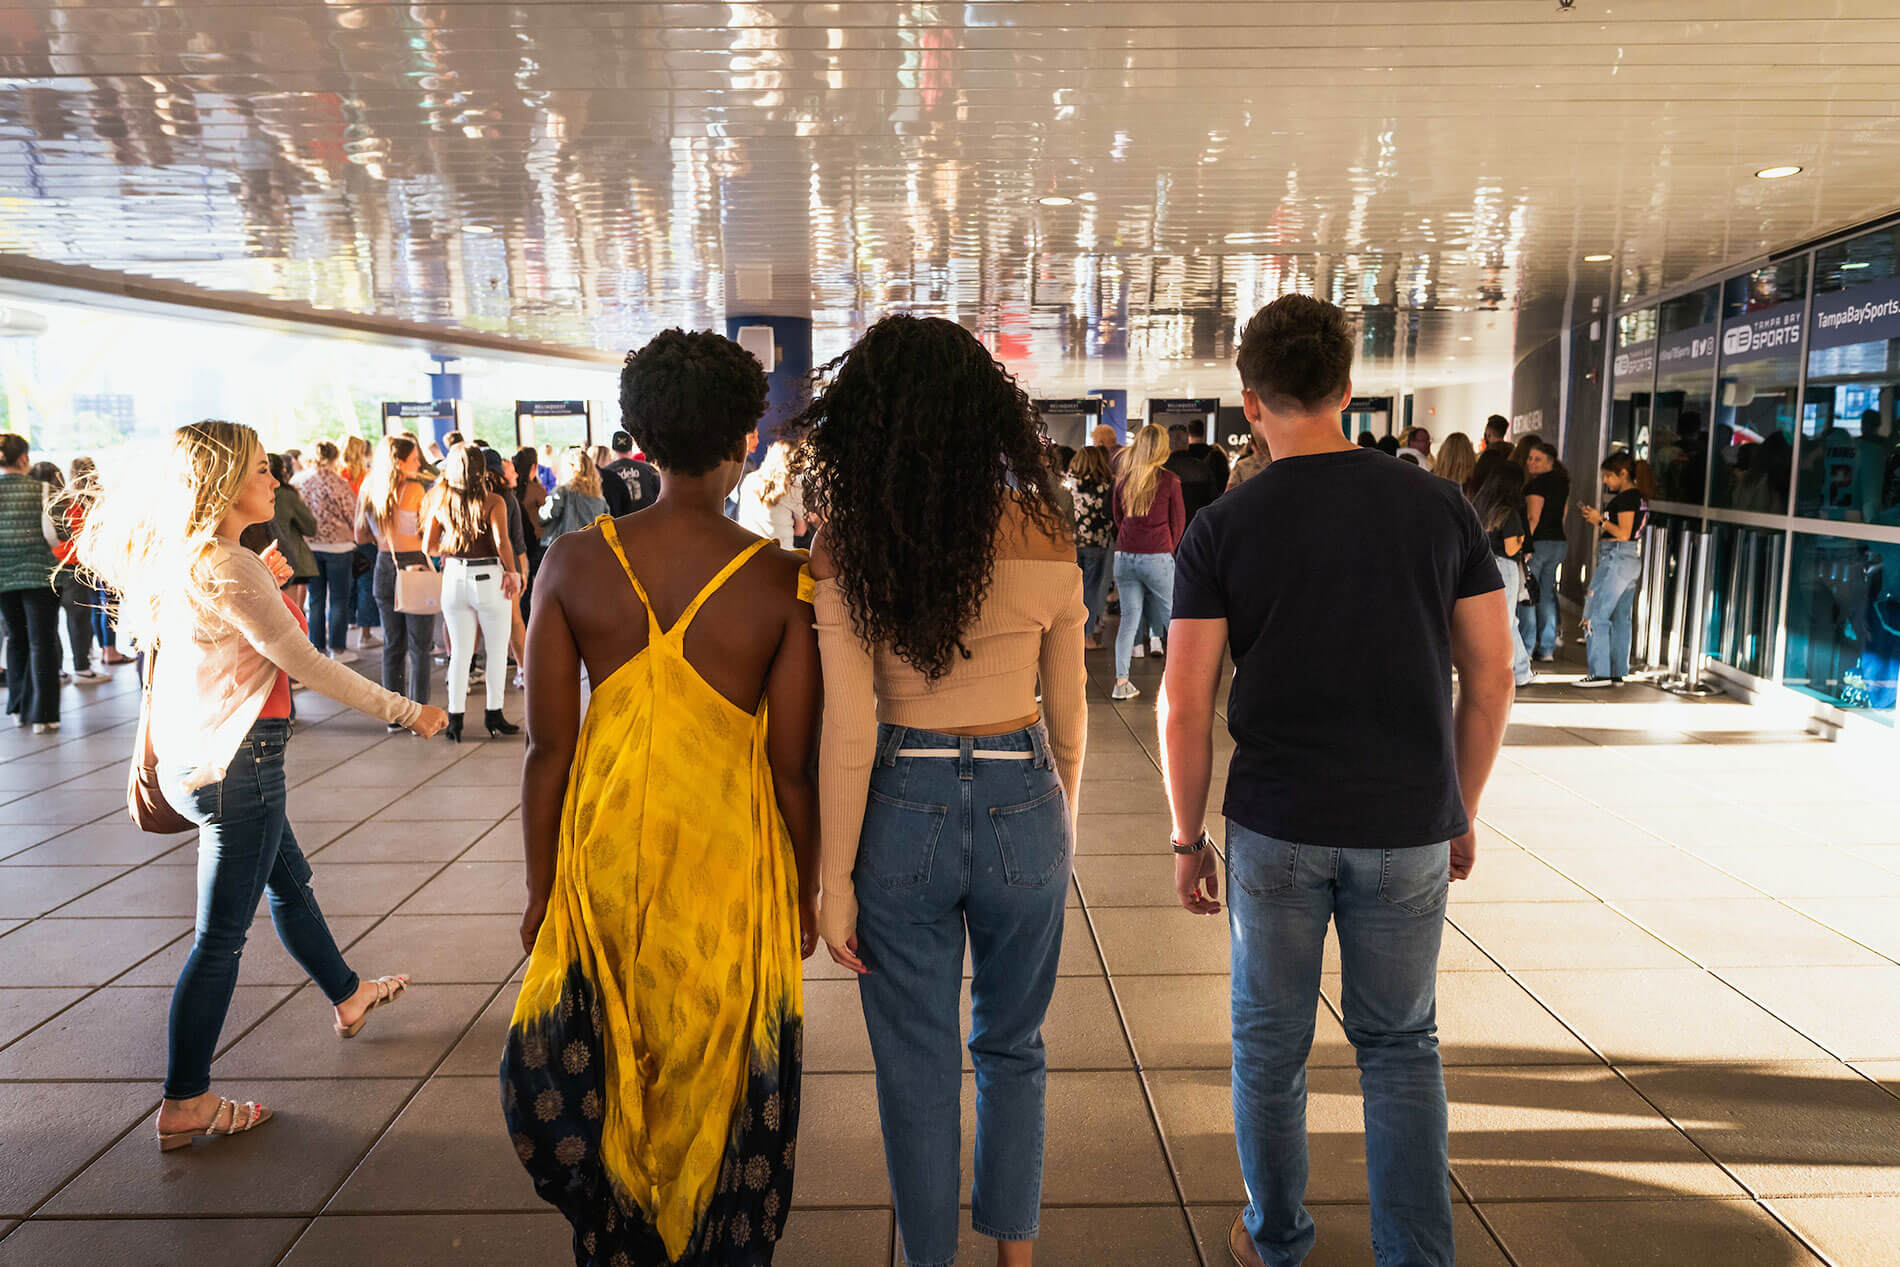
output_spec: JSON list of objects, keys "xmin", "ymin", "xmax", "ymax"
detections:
[{"xmin": 504, "ymin": 330, "xmax": 821, "ymax": 1266}]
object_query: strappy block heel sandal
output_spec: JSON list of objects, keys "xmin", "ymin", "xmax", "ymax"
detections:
[
  {"xmin": 156, "ymin": 1096, "xmax": 272, "ymax": 1152},
  {"xmin": 335, "ymin": 974, "xmax": 410, "ymax": 1039}
]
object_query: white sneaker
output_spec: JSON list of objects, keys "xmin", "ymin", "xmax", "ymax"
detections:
[
  {"xmin": 1130, "ymin": 644, "xmax": 1145, "ymax": 659},
  {"xmin": 330, "ymin": 649, "xmax": 358, "ymax": 665},
  {"xmin": 32, "ymin": 722, "xmax": 59, "ymax": 734},
  {"xmin": 1148, "ymin": 635, "xmax": 1165, "ymax": 657},
  {"xmin": 357, "ymin": 630, "xmax": 382, "ymax": 649},
  {"xmin": 1110, "ymin": 680, "xmax": 1141, "ymax": 701},
  {"xmin": 513, "ymin": 669, "xmax": 527, "ymax": 689}
]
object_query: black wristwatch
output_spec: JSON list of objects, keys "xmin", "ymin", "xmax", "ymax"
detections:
[{"xmin": 1171, "ymin": 830, "xmax": 1212, "ymax": 856}]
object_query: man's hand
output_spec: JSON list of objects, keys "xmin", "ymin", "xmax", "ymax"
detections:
[
  {"xmin": 1175, "ymin": 847, "xmax": 1221, "ymax": 915},
  {"xmin": 1449, "ymin": 829, "xmax": 1478, "ymax": 881}
]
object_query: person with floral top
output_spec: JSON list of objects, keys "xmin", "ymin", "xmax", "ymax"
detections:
[
  {"xmin": 1068, "ymin": 444, "xmax": 1116, "ymax": 649},
  {"xmin": 293, "ymin": 441, "xmax": 362, "ymax": 661}
]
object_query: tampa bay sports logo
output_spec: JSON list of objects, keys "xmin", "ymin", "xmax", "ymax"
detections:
[{"xmin": 1722, "ymin": 323, "xmax": 1753, "ymax": 357}]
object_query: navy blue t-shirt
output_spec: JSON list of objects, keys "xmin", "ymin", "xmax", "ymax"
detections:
[{"xmin": 1172, "ymin": 448, "xmax": 1503, "ymax": 847}]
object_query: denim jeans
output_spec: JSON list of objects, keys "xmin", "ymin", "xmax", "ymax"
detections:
[
  {"xmin": 0, "ymin": 586, "xmax": 62, "ymax": 724},
  {"xmin": 158, "ymin": 718, "xmax": 359, "ymax": 1099},
  {"xmin": 1113, "ymin": 550, "xmax": 1174, "ymax": 678},
  {"xmin": 1495, "ymin": 556, "xmax": 1532, "ymax": 686},
  {"xmin": 1227, "ymin": 821, "xmax": 1453, "ymax": 1267},
  {"xmin": 352, "ymin": 543, "xmax": 379, "ymax": 629},
  {"xmin": 373, "ymin": 550, "xmax": 435, "ymax": 705},
  {"xmin": 854, "ymin": 723, "xmax": 1071, "ymax": 1267},
  {"xmin": 1583, "ymin": 540, "xmax": 1643, "ymax": 680},
  {"xmin": 1076, "ymin": 544, "xmax": 1112, "ymax": 639},
  {"xmin": 57, "ymin": 576, "xmax": 94, "ymax": 673},
  {"xmin": 1520, "ymin": 539, "xmax": 1567, "ymax": 659},
  {"xmin": 306, "ymin": 549, "xmax": 355, "ymax": 654}
]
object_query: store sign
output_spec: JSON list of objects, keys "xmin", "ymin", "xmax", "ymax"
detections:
[
  {"xmin": 1611, "ymin": 341, "xmax": 1654, "ymax": 383},
  {"xmin": 1656, "ymin": 323, "xmax": 1717, "ymax": 378},
  {"xmin": 1149, "ymin": 397, "xmax": 1220, "ymax": 416},
  {"xmin": 382, "ymin": 400, "xmax": 456, "ymax": 419},
  {"xmin": 1810, "ymin": 274, "xmax": 1900, "ymax": 351},
  {"xmin": 1033, "ymin": 398, "xmax": 1103, "ymax": 415},
  {"xmin": 516, "ymin": 399, "xmax": 587, "ymax": 416},
  {"xmin": 1719, "ymin": 299, "xmax": 1805, "ymax": 364}
]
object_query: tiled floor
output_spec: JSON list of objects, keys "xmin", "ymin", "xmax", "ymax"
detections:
[{"xmin": 2, "ymin": 645, "xmax": 1899, "ymax": 1267}]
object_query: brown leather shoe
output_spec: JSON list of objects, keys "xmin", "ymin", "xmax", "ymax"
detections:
[{"xmin": 1229, "ymin": 1211, "xmax": 1267, "ymax": 1267}]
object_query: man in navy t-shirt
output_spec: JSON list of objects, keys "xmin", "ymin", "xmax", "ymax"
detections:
[{"xmin": 1156, "ymin": 294, "xmax": 1516, "ymax": 1267}]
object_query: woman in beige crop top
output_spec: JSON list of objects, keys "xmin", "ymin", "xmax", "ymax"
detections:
[{"xmin": 800, "ymin": 314, "xmax": 1086, "ymax": 1267}]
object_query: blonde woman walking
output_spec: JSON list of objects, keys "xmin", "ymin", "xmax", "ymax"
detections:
[
  {"xmin": 536, "ymin": 447, "xmax": 608, "ymax": 543},
  {"xmin": 356, "ymin": 436, "xmax": 436, "ymax": 723},
  {"xmin": 77, "ymin": 421, "xmax": 445, "ymax": 1151},
  {"xmin": 421, "ymin": 445, "xmax": 521, "ymax": 742},
  {"xmin": 1110, "ymin": 422, "xmax": 1184, "ymax": 699},
  {"xmin": 735, "ymin": 438, "xmax": 804, "ymax": 547},
  {"xmin": 1431, "ymin": 431, "xmax": 1478, "ymax": 490}
]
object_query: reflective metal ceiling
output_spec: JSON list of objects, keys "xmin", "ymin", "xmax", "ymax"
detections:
[{"xmin": 3, "ymin": 1, "xmax": 1898, "ymax": 394}]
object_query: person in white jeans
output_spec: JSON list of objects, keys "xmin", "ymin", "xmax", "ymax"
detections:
[{"xmin": 421, "ymin": 444, "xmax": 522, "ymax": 742}]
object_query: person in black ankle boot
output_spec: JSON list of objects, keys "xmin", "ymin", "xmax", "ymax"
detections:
[{"xmin": 421, "ymin": 444, "xmax": 522, "ymax": 741}]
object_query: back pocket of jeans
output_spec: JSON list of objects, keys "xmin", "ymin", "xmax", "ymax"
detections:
[
  {"xmin": 1229, "ymin": 836, "xmax": 1299, "ymax": 897},
  {"xmin": 1377, "ymin": 846, "xmax": 1449, "ymax": 915},
  {"xmin": 990, "ymin": 784, "xmax": 1070, "ymax": 888},
  {"xmin": 859, "ymin": 790, "xmax": 947, "ymax": 892}
]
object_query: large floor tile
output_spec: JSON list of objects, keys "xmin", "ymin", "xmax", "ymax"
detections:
[
  {"xmin": 1481, "ymin": 1198, "xmax": 1820, "ymax": 1266},
  {"xmin": 1766, "ymin": 1195, "xmax": 1900, "ymax": 1267},
  {"xmin": 1447, "ymin": 846, "xmax": 1592, "ymax": 904},
  {"xmin": 1714, "ymin": 966, "xmax": 1900, "ymax": 1062},
  {"xmin": 43, "ymin": 1077, "xmax": 419, "ymax": 1216},
  {"xmin": 329, "ymin": 1075, "xmax": 539, "ymax": 1211},
  {"xmin": 336, "ymin": 914, "xmax": 526, "ymax": 984},
  {"xmin": 216, "ymin": 981, "xmax": 493, "ymax": 1079},
  {"xmin": 1186, "ymin": 1203, "xmax": 1509, "ymax": 1267},
  {"xmin": 114, "ymin": 915, "xmax": 379, "ymax": 987},
  {"xmin": 1529, "ymin": 845, "xmax": 1763, "ymax": 900},
  {"xmin": 394, "ymin": 861, "xmax": 522, "ymax": 915},
  {"xmin": 1617, "ymin": 898, "xmax": 1888, "ymax": 968},
  {"xmin": 1444, "ymin": 1065, "xmax": 1746, "ymax": 1199},
  {"xmin": 0, "ymin": 1081, "xmax": 159, "ymax": 1216},
  {"xmin": 281, "ymin": 1212, "xmax": 569, "ymax": 1266},
  {"xmin": 1685, "ymin": 844, "xmax": 1900, "ymax": 899},
  {"xmin": 1619, "ymin": 802, "xmax": 1825, "ymax": 851},
  {"xmin": 0, "ymin": 788, "xmax": 121, "ymax": 826},
  {"xmin": 1148, "ymin": 1067, "xmax": 1368, "ymax": 1203},
  {"xmin": 310, "ymin": 818, "xmax": 492, "ymax": 864},
  {"xmin": 0, "ymin": 984, "xmax": 291, "ymax": 1078},
  {"xmin": 1, "ymin": 822, "xmax": 194, "ymax": 866},
  {"xmin": 962, "ymin": 1071, "xmax": 1173, "ymax": 1205},
  {"xmin": 0, "ymin": 823, "xmax": 73, "ymax": 861},
  {"xmin": 1623, "ymin": 1062, "xmax": 1900, "ymax": 1197},
  {"xmin": 0, "ymin": 866, "xmax": 126, "ymax": 918},
  {"xmin": 1117, "ymin": 973, "xmax": 1353, "ymax": 1069},
  {"xmin": 381, "ymin": 784, "xmax": 519, "ymax": 820},
  {"xmin": 1516, "ymin": 969, "xmax": 1831, "ymax": 1064},
  {"xmin": 1089, "ymin": 906, "xmax": 1228, "ymax": 974},
  {"xmin": 1849, "ymin": 1061, "xmax": 1900, "ymax": 1095},
  {"xmin": 1448, "ymin": 903, "xmax": 1689, "ymax": 971},
  {"xmin": 1428, "ymin": 971, "xmax": 1598, "ymax": 1066},
  {"xmin": 0, "ymin": 1218, "xmax": 301, "ymax": 1266},
  {"xmin": 0, "ymin": 918, "xmax": 187, "ymax": 986},
  {"xmin": 777, "ymin": 1209, "xmax": 893, "ymax": 1267},
  {"xmin": 791, "ymin": 1074, "xmax": 891, "ymax": 1206},
  {"xmin": 1783, "ymin": 897, "xmax": 1900, "ymax": 961},
  {"xmin": 0, "ymin": 986, "xmax": 85, "ymax": 1047},
  {"xmin": 900, "ymin": 1204, "xmax": 1196, "ymax": 1267},
  {"xmin": 1073, "ymin": 852, "xmax": 1187, "ymax": 906},
  {"xmin": 1479, "ymin": 805, "xmax": 1661, "ymax": 851},
  {"xmin": 1074, "ymin": 813, "xmax": 1178, "ymax": 856}
]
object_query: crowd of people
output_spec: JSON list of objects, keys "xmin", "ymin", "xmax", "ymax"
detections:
[{"xmin": 0, "ymin": 292, "xmax": 1685, "ymax": 1267}]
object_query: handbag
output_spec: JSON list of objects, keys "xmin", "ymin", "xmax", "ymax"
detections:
[
  {"xmin": 127, "ymin": 649, "xmax": 195, "ymax": 835},
  {"xmin": 394, "ymin": 562, "xmax": 442, "ymax": 615}
]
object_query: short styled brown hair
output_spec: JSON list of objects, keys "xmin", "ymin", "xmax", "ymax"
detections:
[{"xmin": 1235, "ymin": 295, "xmax": 1354, "ymax": 412}]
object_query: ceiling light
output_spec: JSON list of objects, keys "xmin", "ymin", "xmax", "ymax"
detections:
[
  {"xmin": 1842, "ymin": 261, "xmax": 1871, "ymax": 270},
  {"xmin": 1458, "ymin": 336, "xmax": 1473, "ymax": 342},
  {"xmin": 461, "ymin": 224, "xmax": 495, "ymax": 235},
  {"xmin": 1036, "ymin": 195, "xmax": 1074, "ymax": 207},
  {"xmin": 1754, "ymin": 165, "xmax": 1802, "ymax": 180},
  {"xmin": 1582, "ymin": 253, "xmax": 1613, "ymax": 262}
]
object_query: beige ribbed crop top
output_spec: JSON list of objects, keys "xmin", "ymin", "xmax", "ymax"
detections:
[{"xmin": 812, "ymin": 529, "xmax": 1089, "ymax": 948}]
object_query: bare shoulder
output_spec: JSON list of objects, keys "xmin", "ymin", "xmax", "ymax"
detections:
[{"xmin": 806, "ymin": 528, "xmax": 837, "ymax": 580}]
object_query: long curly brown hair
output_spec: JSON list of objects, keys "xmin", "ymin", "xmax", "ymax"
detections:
[{"xmin": 793, "ymin": 315, "xmax": 1062, "ymax": 680}]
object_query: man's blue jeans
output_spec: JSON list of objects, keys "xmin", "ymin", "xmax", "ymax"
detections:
[
  {"xmin": 1519, "ymin": 539, "xmax": 1567, "ymax": 659},
  {"xmin": 1113, "ymin": 550, "xmax": 1174, "ymax": 678},
  {"xmin": 854, "ymin": 724, "xmax": 1070, "ymax": 1267},
  {"xmin": 1226, "ymin": 821, "xmax": 1453, "ymax": 1267},
  {"xmin": 306, "ymin": 549, "xmax": 355, "ymax": 654},
  {"xmin": 1076, "ymin": 544, "xmax": 1111, "ymax": 639},
  {"xmin": 1583, "ymin": 540, "xmax": 1643, "ymax": 679},
  {"xmin": 159, "ymin": 718, "xmax": 359, "ymax": 1100}
]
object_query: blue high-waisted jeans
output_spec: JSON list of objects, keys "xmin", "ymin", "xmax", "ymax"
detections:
[
  {"xmin": 1583, "ymin": 539, "xmax": 1643, "ymax": 680},
  {"xmin": 1227, "ymin": 821, "xmax": 1454, "ymax": 1267},
  {"xmin": 158, "ymin": 718, "xmax": 359, "ymax": 1099},
  {"xmin": 853, "ymin": 722, "xmax": 1072, "ymax": 1267}
]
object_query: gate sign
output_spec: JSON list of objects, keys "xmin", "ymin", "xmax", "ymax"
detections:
[
  {"xmin": 383, "ymin": 401, "xmax": 457, "ymax": 421},
  {"xmin": 1033, "ymin": 398, "xmax": 1104, "ymax": 416},
  {"xmin": 1150, "ymin": 398, "xmax": 1220, "ymax": 416},
  {"xmin": 1810, "ymin": 274, "xmax": 1900, "ymax": 352},
  {"xmin": 1656, "ymin": 323, "xmax": 1717, "ymax": 379},
  {"xmin": 1719, "ymin": 299, "xmax": 1805, "ymax": 365},
  {"xmin": 517, "ymin": 400, "xmax": 588, "ymax": 417}
]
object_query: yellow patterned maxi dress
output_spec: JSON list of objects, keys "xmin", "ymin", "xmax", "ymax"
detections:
[{"xmin": 503, "ymin": 522, "xmax": 805, "ymax": 1267}]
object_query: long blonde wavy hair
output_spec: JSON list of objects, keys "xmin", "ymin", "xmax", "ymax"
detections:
[
  {"xmin": 74, "ymin": 420, "xmax": 263, "ymax": 650},
  {"xmin": 557, "ymin": 447, "xmax": 601, "ymax": 498},
  {"xmin": 340, "ymin": 434, "xmax": 370, "ymax": 483},
  {"xmin": 753, "ymin": 439, "xmax": 795, "ymax": 508},
  {"xmin": 1114, "ymin": 423, "xmax": 1171, "ymax": 517},
  {"xmin": 361, "ymin": 435, "xmax": 418, "ymax": 530},
  {"xmin": 426, "ymin": 445, "xmax": 492, "ymax": 555}
]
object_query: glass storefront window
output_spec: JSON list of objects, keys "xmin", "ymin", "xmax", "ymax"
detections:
[
  {"xmin": 1797, "ymin": 224, "xmax": 1900, "ymax": 523},
  {"xmin": 1710, "ymin": 258, "xmax": 1807, "ymax": 513},
  {"xmin": 1608, "ymin": 307, "xmax": 1657, "ymax": 459},
  {"xmin": 1706, "ymin": 522, "xmax": 1786, "ymax": 678},
  {"xmin": 1784, "ymin": 531, "xmax": 1900, "ymax": 723},
  {"xmin": 1651, "ymin": 286, "xmax": 1720, "ymax": 505}
]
